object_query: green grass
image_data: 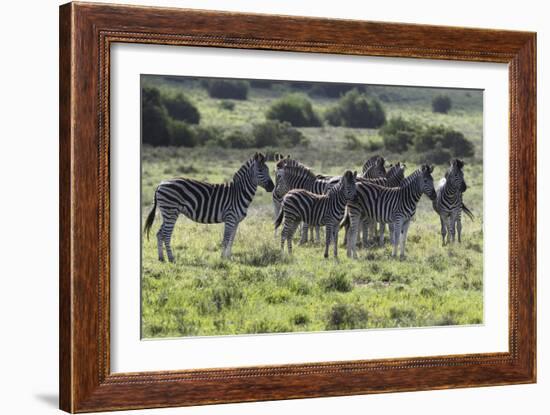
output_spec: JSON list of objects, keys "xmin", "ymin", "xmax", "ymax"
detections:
[{"xmin": 140, "ymin": 77, "xmax": 483, "ymax": 338}]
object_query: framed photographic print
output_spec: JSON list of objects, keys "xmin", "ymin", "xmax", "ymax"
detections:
[{"xmin": 59, "ymin": 2, "xmax": 536, "ymax": 413}]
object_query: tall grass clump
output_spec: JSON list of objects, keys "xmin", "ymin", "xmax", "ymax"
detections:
[
  {"xmin": 326, "ymin": 303, "xmax": 369, "ymax": 330},
  {"xmin": 266, "ymin": 94, "xmax": 322, "ymax": 127},
  {"xmin": 325, "ymin": 89, "xmax": 386, "ymax": 128}
]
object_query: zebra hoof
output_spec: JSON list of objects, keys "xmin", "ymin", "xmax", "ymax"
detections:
[{"xmin": 158, "ymin": 257, "xmax": 165, "ymax": 262}]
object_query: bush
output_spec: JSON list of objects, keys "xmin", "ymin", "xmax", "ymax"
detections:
[
  {"xmin": 161, "ymin": 92, "xmax": 200, "ymax": 124},
  {"xmin": 325, "ymin": 89, "xmax": 386, "ymax": 128},
  {"xmin": 168, "ymin": 120, "xmax": 197, "ymax": 147},
  {"xmin": 419, "ymin": 143, "xmax": 452, "ymax": 164},
  {"xmin": 266, "ymin": 94, "xmax": 322, "ymax": 127},
  {"xmin": 142, "ymin": 86, "xmax": 171, "ymax": 146},
  {"xmin": 321, "ymin": 271, "xmax": 353, "ymax": 293},
  {"xmin": 432, "ymin": 94, "xmax": 452, "ymax": 114},
  {"xmin": 380, "ymin": 116, "xmax": 418, "ymax": 152},
  {"xmin": 326, "ymin": 303, "xmax": 369, "ymax": 330},
  {"xmin": 249, "ymin": 79, "xmax": 273, "ymax": 89},
  {"xmin": 193, "ymin": 125, "xmax": 223, "ymax": 146},
  {"xmin": 253, "ymin": 120, "xmax": 307, "ymax": 147},
  {"xmin": 415, "ymin": 125, "xmax": 474, "ymax": 158},
  {"xmin": 225, "ymin": 130, "xmax": 256, "ymax": 149},
  {"xmin": 205, "ymin": 79, "xmax": 249, "ymax": 100},
  {"xmin": 309, "ymin": 83, "xmax": 357, "ymax": 98}
]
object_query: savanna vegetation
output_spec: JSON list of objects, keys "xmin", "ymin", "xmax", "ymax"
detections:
[{"xmin": 141, "ymin": 75, "xmax": 483, "ymax": 338}]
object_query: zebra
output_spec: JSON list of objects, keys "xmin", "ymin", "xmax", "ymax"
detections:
[
  {"xmin": 342, "ymin": 162, "xmax": 407, "ymax": 247},
  {"xmin": 144, "ymin": 152, "xmax": 274, "ymax": 261},
  {"xmin": 432, "ymin": 159, "xmax": 474, "ymax": 245},
  {"xmin": 346, "ymin": 165, "xmax": 436, "ymax": 259},
  {"xmin": 361, "ymin": 156, "xmax": 386, "ymax": 179},
  {"xmin": 275, "ymin": 170, "xmax": 357, "ymax": 258},
  {"xmin": 273, "ymin": 161, "xmax": 339, "ymax": 244}
]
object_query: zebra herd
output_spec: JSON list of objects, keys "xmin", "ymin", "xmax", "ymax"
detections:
[{"xmin": 144, "ymin": 152, "xmax": 473, "ymax": 262}]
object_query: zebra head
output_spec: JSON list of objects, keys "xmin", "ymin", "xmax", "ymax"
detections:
[
  {"xmin": 419, "ymin": 164, "xmax": 437, "ymax": 200},
  {"xmin": 386, "ymin": 162, "xmax": 406, "ymax": 184},
  {"xmin": 341, "ymin": 170, "xmax": 358, "ymax": 201},
  {"xmin": 363, "ymin": 156, "xmax": 386, "ymax": 179},
  {"xmin": 446, "ymin": 159, "xmax": 467, "ymax": 192},
  {"xmin": 253, "ymin": 152, "xmax": 275, "ymax": 192}
]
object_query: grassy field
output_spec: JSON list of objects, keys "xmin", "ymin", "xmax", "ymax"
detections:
[{"xmin": 141, "ymin": 78, "xmax": 484, "ymax": 338}]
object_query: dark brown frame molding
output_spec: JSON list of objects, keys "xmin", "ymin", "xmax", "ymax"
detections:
[{"xmin": 59, "ymin": 2, "xmax": 536, "ymax": 412}]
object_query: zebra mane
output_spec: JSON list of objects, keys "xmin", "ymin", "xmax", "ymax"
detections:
[
  {"xmin": 401, "ymin": 168, "xmax": 422, "ymax": 186},
  {"xmin": 282, "ymin": 164, "xmax": 317, "ymax": 181},
  {"xmin": 232, "ymin": 158, "xmax": 254, "ymax": 182}
]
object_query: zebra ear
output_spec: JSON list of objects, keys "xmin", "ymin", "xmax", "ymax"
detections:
[
  {"xmin": 429, "ymin": 165, "xmax": 434, "ymax": 173},
  {"xmin": 457, "ymin": 159, "xmax": 464, "ymax": 169}
]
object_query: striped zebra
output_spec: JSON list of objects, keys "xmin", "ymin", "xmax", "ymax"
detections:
[
  {"xmin": 346, "ymin": 165, "xmax": 436, "ymax": 259},
  {"xmin": 433, "ymin": 159, "xmax": 474, "ymax": 245},
  {"xmin": 275, "ymin": 170, "xmax": 357, "ymax": 258},
  {"xmin": 273, "ymin": 161, "xmax": 339, "ymax": 244},
  {"xmin": 144, "ymin": 152, "xmax": 274, "ymax": 261},
  {"xmin": 361, "ymin": 155, "xmax": 386, "ymax": 179},
  {"xmin": 342, "ymin": 162, "xmax": 406, "ymax": 247}
]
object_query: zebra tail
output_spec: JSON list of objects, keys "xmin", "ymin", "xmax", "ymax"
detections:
[
  {"xmin": 144, "ymin": 190, "xmax": 158, "ymax": 240},
  {"xmin": 340, "ymin": 211, "xmax": 350, "ymax": 229},
  {"xmin": 462, "ymin": 203, "xmax": 475, "ymax": 221},
  {"xmin": 274, "ymin": 207, "xmax": 284, "ymax": 230}
]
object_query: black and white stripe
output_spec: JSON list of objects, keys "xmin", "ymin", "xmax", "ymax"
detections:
[
  {"xmin": 273, "ymin": 161, "xmax": 339, "ymax": 243},
  {"xmin": 275, "ymin": 171, "xmax": 357, "ymax": 258},
  {"xmin": 342, "ymin": 162, "xmax": 406, "ymax": 247},
  {"xmin": 432, "ymin": 159, "xmax": 473, "ymax": 245},
  {"xmin": 144, "ymin": 152, "xmax": 274, "ymax": 261},
  {"xmin": 346, "ymin": 165, "xmax": 436, "ymax": 259},
  {"xmin": 361, "ymin": 156, "xmax": 386, "ymax": 179}
]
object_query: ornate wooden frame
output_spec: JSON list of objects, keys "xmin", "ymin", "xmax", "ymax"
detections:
[{"xmin": 59, "ymin": 2, "xmax": 536, "ymax": 412}]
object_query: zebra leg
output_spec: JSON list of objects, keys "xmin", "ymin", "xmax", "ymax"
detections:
[
  {"xmin": 315, "ymin": 226, "xmax": 321, "ymax": 244},
  {"xmin": 333, "ymin": 227, "xmax": 339, "ymax": 258},
  {"xmin": 400, "ymin": 220, "xmax": 411, "ymax": 259},
  {"xmin": 221, "ymin": 218, "xmax": 239, "ymax": 258},
  {"xmin": 299, "ymin": 223, "xmax": 309, "ymax": 245},
  {"xmin": 347, "ymin": 211, "xmax": 361, "ymax": 259},
  {"xmin": 449, "ymin": 213, "xmax": 457, "ymax": 244},
  {"xmin": 362, "ymin": 219, "xmax": 370, "ymax": 248},
  {"xmin": 389, "ymin": 223, "xmax": 395, "ymax": 244},
  {"xmin": 324, "ymin": 224, "xmax": 333, "ymax": 258},
  {"xmin": 160, "ymin": 209, "xmax": 178, "ymax": 263},
  {"xmin": 379, "ymin": 223, "xmax": 385, "ymax": 247},
  {"xmin": 156, "ymin": 228, "xmax": 164, "ymax": 262},
  {"xmin": 273, "ymin": 200, "xmax": 281, "ymax": 237},
  {"xmin": 282, "ymin": 219, "xmax": 299, "ymax": 255},
  {"xmin": 439, "ymin": 215, "xmax": 447, "ymax": 246},
  {"xmin": 457, "ymin": 213, "xmax": 463, "ymax": 243},
  {"xmin": 392, "ymin": 221, "xmax": 402, "ymax": 258}
]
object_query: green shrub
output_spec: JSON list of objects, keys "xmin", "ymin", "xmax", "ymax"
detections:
[
  {"xmin": 309, "ymin": 83, "xmax": 356, "ymax": 98},
  {"xmin": 266, "ymin": 94, "xmax": 322, "ymax": 127},
  {"xmin": 193, "ymin": 125, "xmax": 223, "ymax": 146},
  {"xmin": 206, "ymin": 79, "xmax": 249, "ymax": 100},
  {"xmin": 439, "ymin": 129, "xmax": 474, "ymax": 158},
  {"xmin": 325, "ymin": 89, "xmax": 386, "ymax": 128},
  {"xmin": 161, "ymin": 92, "xmax": 200, "ymax": 124},
  {"xmin": 432, "ymin": 94, "xmax": 452, "ymax": 114},
  {"xmin": 225, "ymin": 130, "xmax": 255, "ymax": 149},
  {"xmin": 321, "ymin": 271, "xmax": 353, "ymax": 293},
  {"xmin": 380, "ymin": 116, "xmax": 418, "ymax": 152},
  {"xmin": 253, "ymin": 120, "xmax": 307, "ymax": 147},
  {"xmin": 415, "ymin": 125, "xmax": 474, "ymax": 159},
  {"xmin": 419, "ymin": 143, "xmax": 452, "ymax": 164},
  {"xmin": 168, "ymin": 120, "xmax": 197, "ymax": 147},
  {"xmin": 141, "ymin": 86, "xmax": 171, "ymax": 146},
  {"xmin": 344, "ymin": 133, "xmax": 363, "ymax": 150},
  {"xmin": 326, "ymin": 303, "xmax": 369, "ymax": 330}
]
